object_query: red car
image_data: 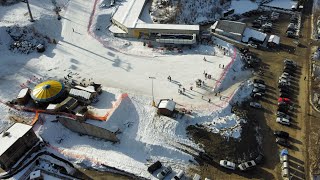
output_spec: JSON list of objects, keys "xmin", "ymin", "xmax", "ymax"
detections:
[{"xmin": 278, "ymin": 98, "xmax": 290, "ymax": 103}]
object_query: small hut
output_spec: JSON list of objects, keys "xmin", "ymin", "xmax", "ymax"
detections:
[
  {"xmin": 16, "ymin": 88, "xmax": 30, "ymax": 105},
  {"xmin": 157, "ymin": 99, "xmax": 176, "ymax": 116},
  {"xmin": 267, "ymin": 35, "xmax": 280, "ymax": 47}
]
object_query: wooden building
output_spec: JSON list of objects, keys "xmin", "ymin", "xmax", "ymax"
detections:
[{"xmin": 0, "ymin": 123, "xmax": 39, "ymax": 171}]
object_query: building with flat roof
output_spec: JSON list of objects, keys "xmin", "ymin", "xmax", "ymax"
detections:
[
  {"xmin": 0, "ymin": 123, "xmax": 39, "ymax": 171},
  {"xmin": 111, "ymin": 0, "xmax": 199, "ymax": 40},
  {"xmin": 211, "ymin": 20, "xmax": 247, "ymax": 41}
]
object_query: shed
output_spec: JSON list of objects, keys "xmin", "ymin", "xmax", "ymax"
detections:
[
  {"xmin": 69, "ymin": 88, "xmax": 92, "ymax": 105},
  {"xmin": 268, "ymin": 35, "xmax": 280, "ymax": 47},
  {"xmin": 16, "ymin": 88, "xmax": 30, "ymax": 105},
  {"xmin": 0, "ymin": 123, "xmax": 39, "ymax": 171},
  {"xmin": 157, "ymin": 99, "xmax": 176, "ymax": 116}
]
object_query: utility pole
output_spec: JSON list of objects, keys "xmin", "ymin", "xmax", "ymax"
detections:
[
  {"xmin": 149, "ymin": 76, "xmax": 156, "ymax": 107},
  {"xmin": 26, "ymin": 0, "xmax": 34, "ymax": 22}
]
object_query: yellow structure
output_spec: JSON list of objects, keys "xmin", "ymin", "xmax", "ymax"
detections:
[{"xmin": 31, "ymin": 80, "xmax": 65, "ymax": 102}]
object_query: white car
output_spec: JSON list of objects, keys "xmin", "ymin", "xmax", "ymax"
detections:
[
  {"xmin": 250, "ymin": 102, "xmax": 262, "ymax": 109},
  {"xmin": 276, "ymin": 112, "xmax": 290, "ymax": 120},
  {"xmin": 276, "ymin": 117, "xmax": 290, "ymax": 126},
  {"xmin": 157, "ymin": 166, "xmax": 172, "ymax": 180},
  {"xmin": 171, "ymin": 169, "xmax": 184, "ymax": 180},
  {"xmin": 253, "ymin": 83, "xmax": 266, "ymax": 90},
  {"xmin": 238, "ymin": 160, "xmax": 257, "ymax": 171},
  {"xmin": 219, "ymin": 160, "xmax": 236, "ymax": 170}
]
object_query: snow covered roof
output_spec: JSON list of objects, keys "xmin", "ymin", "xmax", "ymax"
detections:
[
  {"xmin": 112, "ymin": 0, "xmax": 147, "ymax": 29},
  {"xmin": 268, "ymin": 35, "xmax": 280, "ymax": 44},
  {"xmin": 242, "ymin": 28, "xmax": 267, "ymax": 43},
  {"xmin": 75, "ymin": 85, "xmax": 96, "ymax": 93},
  {"xmin": 135, "ymin": 23, "xmax": 199, "ymax": 31},
  {"xmin": 69, "ymin": 88, "xmax": 91, "ymax": 100},
  {"xmin": 158, "ymin": 99, "xmax": 176, "ymax": 111},
  {"xmin": 17, "ymin": 88, "xmax": 29, "ymax": 99},
  {"xmin": 265, "ymin": 0, "xmax": 298, "ymax": 10},
  {"xmin": 230, "ymin": 0, "xmax": 259, "ymax": 14},
  {"xmin": 46, "ymin": 104, "xmax": 58, "ymax": 110},
  {"xmin": 0, "ymin": 123, "xmax": 33, "ymax": 156},
  {"xmin": 212, "ymin": 20, "xmax": 246, "ymax": 35}
]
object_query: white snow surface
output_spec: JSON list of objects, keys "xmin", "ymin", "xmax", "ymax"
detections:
[{"xmin": 0, "ymin": 0, "xmax": 253, "ymax": 178}]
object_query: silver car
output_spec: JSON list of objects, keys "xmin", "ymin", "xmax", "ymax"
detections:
[{"xmin": 157, "ymin": 166, "xmax": 172, "ymax": 180}]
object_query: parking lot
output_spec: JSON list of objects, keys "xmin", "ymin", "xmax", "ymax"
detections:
[{"xmin": 188, "ymin": 1, "xmax": 316, "ymax": 179}]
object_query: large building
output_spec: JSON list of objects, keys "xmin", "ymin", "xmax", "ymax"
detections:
[
  {"xmin": 0, "ymin": 123, "xmax": 39, "ymax": 171},
  {"xmin": 111, "ymin": 0, "xmax": 199, "ymax": 42}
]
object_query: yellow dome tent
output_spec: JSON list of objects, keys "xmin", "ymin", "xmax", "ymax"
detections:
[{"xmin": 31, "ymin": 80, "xmax": 65, "ymax": 102}]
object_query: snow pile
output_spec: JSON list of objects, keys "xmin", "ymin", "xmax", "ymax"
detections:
[
  {"xmin": 202, "ymin": 80, "xmax": 253, "ymax": 138},
  {"xmin": 202, "ymin": 115, "xmax": 245, "ymax": 138}
]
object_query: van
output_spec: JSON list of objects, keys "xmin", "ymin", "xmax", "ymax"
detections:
[{"xmin": 147, "ymin": 161, "xmax": 162, "ymax": 173}]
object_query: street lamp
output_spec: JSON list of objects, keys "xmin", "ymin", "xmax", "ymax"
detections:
[
  {"xmin": 26, "ymin": 0, "xmax": 34, "ymax": 22},
  {"xmin": 149, "ymin": 76, "xmax": 156, "ymax": 107}
]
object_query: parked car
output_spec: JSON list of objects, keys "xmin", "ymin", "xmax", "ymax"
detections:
[
  {"xmin": 276, "ymin": 117, "xmax": 290, "ymax": 126},
  {"xmin": 254, "ymin": 83, "xmax": 266, "ymax": 90},
  {"xmin": 277, "ymin": 106, "xmax": 288, "ymax": 113},
  {"xmin": 278, "ymin": 81, "xmax": 291, "ymax": 87},
  {"xmin": 276, "ymin": 137, "xmax": 290, "ymax": 147},
  {"xmin": 219, "ymin": 160, "xmax": 236, "ymax": 170},
  {"xmin": 276, "ymin": 111, "xmax": 290, "ymax": 120},
  {"xmin": 280, "ymin": 92, "xmax": 291, "ymax": 98},
  {"xmin": 254, "ymin": 153, "xmax": 264, "ymax": 164},
  {"xmin": 248, "ymin": 41, "xmax": 258, "ymax": 49},
  {"xmin": 278, "ymin": 97, "xmax": 291, "ymax": 103},
  {"xmin": 193, "ymin": 174, "xmax": 201, "ymax": 180},
  {"xmin": 284, "ymin": 59, "xmax": 297, "ymax": 67},
  {"xmin": 284, "ymin": 65, "xmax": 296, "ymax": 71},
  {"xmin": 157, "ymin": 166, "xmax": 172, "ymax": 180},
  {"xmin": 279, "ymin": 87, "xmax": 290, "ymax": 93},
  {"xmin": 274, "ymin": 130, "xmax": 289, "ymax": 138},
  {"xmin": 250, "ymin": 92, "xmax": 262, "ymax": 99},
  {"xmin": 252, "ymin": 88, "xmax": 265, "ymax": 94},
  {"xmin": 283, "ymin": 68, "xmax": 295, "ymax": 74},
  {"xmin": 148, "ymin": 161, "xmax": 162, "ymax": 173},
  {"xmin": 172, "ymin": 169, "xmax": 184, "ymax": 180},
  {"xmin": 250, "ymin": 102, "xmax": 262, "ymax": 109},
  {"xmin": 238, "ymin": 160, "xmax": 257, "ymax": 171},
  {"xmin": 253, "ymin": 79, "xmax": 265, "ymax": 84}
]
